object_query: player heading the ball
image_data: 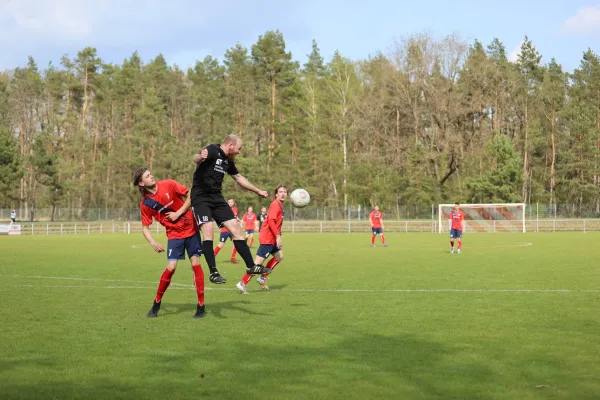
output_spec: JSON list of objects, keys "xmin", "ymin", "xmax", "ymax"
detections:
[{"xmin": 191, "ymin": 134, "xmax": 271, "ymax": 284}]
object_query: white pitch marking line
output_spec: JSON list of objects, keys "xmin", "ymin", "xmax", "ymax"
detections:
[
  {"xmin": 131, "ymin": 244, "xmax": 150, "ymax": 248},
  {"xmin": 6, "ymin": 283, "xmax": 600, "ymax": 294}
]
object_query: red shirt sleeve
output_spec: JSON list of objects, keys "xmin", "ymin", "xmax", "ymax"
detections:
[
  {"xmin": 170, "ymin": 180, "xmax": 189, "ymax": 198},
  {"xmin": 140, "ymin": 199, "xmax": 154, "ymax": 226}
]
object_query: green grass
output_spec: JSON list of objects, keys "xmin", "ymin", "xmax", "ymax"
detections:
[{"xmin": 1, "ymin": 233, "xmax": 599, "ymax": 399}]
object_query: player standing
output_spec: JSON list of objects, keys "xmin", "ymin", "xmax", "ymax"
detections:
[
  {"xmin": 369, "ymin": 205, "xmax": 388, "ymax": 247},
  {"xmin": 242, "ymin": 206, "xmax": 258, "ymax": 247},
  {"xmin": 449, "ymin": 202, "xmax": 465, "ymax": 254},
  {"xmin": 214, "ymin": 199, "xmax": 240, "ymax": 264},
  {"xmin": 258, "ymin": 207, "xmax": 267, "ymax": 230},
  {"xmin": 236, "ymin": 185, "xmax": 287, "ymax": 294},
  {"xmin": 191, "ymin": 134, "xmax": 270, "ymax": 283},
  {"xmin": 133, "ymin": 168, "xmax": 206, "ymax": 319},
  {"xmin": 10, "ymin": 209, "xmax": 16, "ymax": 224}
]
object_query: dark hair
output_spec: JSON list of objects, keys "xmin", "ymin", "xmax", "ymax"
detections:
[
  {"xmin": 455, "ymin": 202, "xmax": 460, "ymax": 206},
  {"xmin": 274, "ymin": 184, "xmax": 287, "ymax": 196},
  {"xmin": 133, "ymin": 168, "xmax": 149, "ymax": 196}
]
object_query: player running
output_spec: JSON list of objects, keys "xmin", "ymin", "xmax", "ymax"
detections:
[
  {"xmin": 191, "ymin": 134, "xmax": 270, "ymax": 284},
  {"xmin": 242, "ymin": 206, "xmax": 258, "ymax": 247},
  {"xmin": 214, "ymin": 199, "xmax": 240, "ymax": 264},
  {"xmin": 449, "ymin": 202, "xmax": 465, "ymax": 254},
  {"xmin": 236, "ymin": 185, "xmax": 287, "ymax": 294},
  {"xmin": 134, "ymin": 168, "xmax": 206, "ymax": 319},
  {"xmin": 369, "ymin": 205, "xmax": 388, "ymax": 247}
]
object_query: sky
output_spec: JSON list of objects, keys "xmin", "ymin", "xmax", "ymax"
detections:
[{"xmin": 0, "ymin": 0, "xmax": 599, "ymax": 72}]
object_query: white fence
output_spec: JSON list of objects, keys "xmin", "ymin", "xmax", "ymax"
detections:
[{"xmin": 5, "ymin": 219, "xmax": 600, "ymax": 236}]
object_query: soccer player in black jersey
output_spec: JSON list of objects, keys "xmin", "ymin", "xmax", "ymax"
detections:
[{"xmin": 191, "ymin": 134, "xmax": 270, "ymax": 283}]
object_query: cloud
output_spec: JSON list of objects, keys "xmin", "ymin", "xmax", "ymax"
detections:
[
  {"xmin": 508, "ymin": 41, "xmax": 523, "ymax": 63},
  {"xmin": 559, "ymin": 5, "xmax": 600, "ymax": 36},
  {"xmin": 0, "ymin": 0, "xmax": 311, "ymax": 70}
]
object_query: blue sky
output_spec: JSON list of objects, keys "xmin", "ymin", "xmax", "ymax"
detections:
[{"xmin": 1, "ymin": 0, "xmax": 599, "ymax": 72}]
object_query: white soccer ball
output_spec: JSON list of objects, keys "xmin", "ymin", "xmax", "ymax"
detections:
[{"xmin": 290, "ymin": 188, "xmax": 311, "ymax": 208}]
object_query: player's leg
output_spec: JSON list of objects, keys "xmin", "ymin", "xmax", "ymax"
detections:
[
  {"xmin": 257, "ymin": 248, "xmax": 283, "ymax": 290},
  {"xmin": 248, "ymin": 231, "xmax": 254, "ymax": 247},
  {"xmin": 219, "ymin": 206, "xmax": 268, "ymax": 275},
  {"xmin": 371, "ymin": 229, "xmax": 376, "ymax": 247},
  {"xmin": 193, "ymin": 199, "xmax": 225, "ymax": 284},
  {"xmin": 230, "ymin": 235, "xmax": 238, "ymax": 264},
  {"xmin": 457, "ymin": 230, "xmax": 462, "ymax": 254},
  {"xmin": 449, "ymin": 229, "xmax": 455, "ymax": 253},
  {"xmin": 214, "ymin": 233, "xmax": 227, "ymax": 256},
  {"xmin": 186, "ymin": 233, "xmax": 206, "ymax": 318},
  {"xmin": 147, "ymin": 239, "xmax": 182, "ymax": 318},
  {"xmin": 379, "ymin": 229, "xmax": 387, "ymax": 246},
  {"xmin": 237, "ymin": 248, "xmax": 268, "ymax": 294}
]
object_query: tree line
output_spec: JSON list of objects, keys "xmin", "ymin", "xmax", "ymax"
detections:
[{"xmin": 1, "ymin": 30, "xmax": 599, "ymax": 220}]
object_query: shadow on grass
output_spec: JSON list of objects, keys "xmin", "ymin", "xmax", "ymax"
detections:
[
  {"xmin": 2, "ymin": 331, "xmax": 586, "ymax": 399},
  {"xmin": 161, "ymin": 300, "xmax": 272, "ymax": 319}
]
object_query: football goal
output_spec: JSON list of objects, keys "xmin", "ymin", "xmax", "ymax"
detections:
[{"xmin": 438, "ymin": 203, "xmax": 526, "ymax": 233}]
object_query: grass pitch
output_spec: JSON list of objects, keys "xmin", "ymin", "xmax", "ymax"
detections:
[{"xmin": 1, "ymin": 232, "xmax": 599, "ymax": 399}]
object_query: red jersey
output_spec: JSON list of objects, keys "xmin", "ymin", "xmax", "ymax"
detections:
[
  {"xmin": 369, "ymin": 211, "xmax": 383, "ymax": 228},
  {"xmin": 140, "ymin": 180, "xmax": 197, "ymax": 240},
  {"xmin": 259, "ymin": 198, "xmax": 284, "ymax": 244},
  {"xmin": 242, "ymin": 212, "xmax": 257, "ymax": 230},
  {"xmin": 449, "ymin": 210, "xmax": 464, "ymax": 230},
  {"xmin": 220, "ymin": 206, "xmax": 239, "ymax": 233}
]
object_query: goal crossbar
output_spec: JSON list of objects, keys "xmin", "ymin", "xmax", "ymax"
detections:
[{"xmin": 438, "ymin": 203, "xmax": 526, "ymax": 233}]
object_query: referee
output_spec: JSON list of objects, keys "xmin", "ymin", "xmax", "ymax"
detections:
[{"xmin": 191, "ymin": 134, "xmax": 270, "ymax": 284}]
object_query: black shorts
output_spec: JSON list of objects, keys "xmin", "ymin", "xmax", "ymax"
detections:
[{"xmin": 191, "ymin": 194, "xmax": 235, "ymax": 227}]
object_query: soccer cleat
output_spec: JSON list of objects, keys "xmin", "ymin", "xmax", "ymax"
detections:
[
  {"xmin": 147, "ymin": 300, "xmax": 161, "ymax": 318},
  {"xmin": 450, "ymin": 247, "xmax": 454, "ymax": 254},
  {"xmin": 457, "ymin": 249, "xmax": 461, "ymax": 254},
  {"xmin": 246, "ymin": 264, "xmax": 270, "ymax": 275},
  {"xmin": 230, "ymin": 258, "xmax": 239, "ymax": 264},
  {"xmin": 193, "ymin": 304, "xmax": 206, "ymax": 319},
  {"xmin": 383, "ymin": 244, "xmax": 389, "ymax": 247},
  {"xmin": 236, "ymin": 281, "xmax": 249, "ymax": 295},
  {"xmin": 209, "ymin": 272, "xmax": 226, "ymax": 284},
  {"xmin": 257, "ymin": 276, "xmax": 269, "ymax": 290},
  {"xmin": 371, "ymin": 244, "xmax": 376, "ymax": 248}
]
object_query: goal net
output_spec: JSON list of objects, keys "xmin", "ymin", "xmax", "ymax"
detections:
[{"xmin": 438, "ymin": 203, "xmax": 526, "ymax": 233}]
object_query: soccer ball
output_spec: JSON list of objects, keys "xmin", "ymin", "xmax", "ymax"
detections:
[{"xmin": 290, "ymin": 189, "xmax": 311, "ymax": 208}]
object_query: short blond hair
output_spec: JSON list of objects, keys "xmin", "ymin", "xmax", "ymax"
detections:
[{"xmin": 222, "ymin": 134, "xmax": 241, "ymax": 145}]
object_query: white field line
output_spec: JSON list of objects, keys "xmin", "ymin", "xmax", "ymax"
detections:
[{"xmin": 2, "ymin": 274, "xmax": 599, "ymax": 293}]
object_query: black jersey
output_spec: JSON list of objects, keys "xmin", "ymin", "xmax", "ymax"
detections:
[
  {"xmin": 258, "ymin": 212, "xmax": 267, "ymax": 228},
  {"xmin": 191, "ymin": 144, "xmax": 239, "ymax": 200}
]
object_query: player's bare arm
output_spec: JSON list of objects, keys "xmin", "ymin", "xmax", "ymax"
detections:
[
  {"xmin": 192, "ymin": 148, "xmax": 209, "ymax": 164},
  {"xmin": 166, "ymin": 190, "xmax": 191, "ymax": 222},
  {"xmin": 142, "ymin": 225, "xmax": 165, "ymax": 253},
  {"xmin": 231, "ymin": 174, "xmax": 268, "ymax": 198}
]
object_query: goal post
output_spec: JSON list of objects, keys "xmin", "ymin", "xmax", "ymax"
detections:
[{"xmin": 438, "ymin": 203, "xmax": 526, "ymax": 233}]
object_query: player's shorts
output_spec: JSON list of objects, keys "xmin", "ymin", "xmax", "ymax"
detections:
[
  {"xmin": 10, "ymin": 218, "xmax": 15, "ymax": 223},
  {"xmin": 245, "ymin": 229, "xmax": 255, "ymax": 234},
  {"xmin": 167, "ymin": 232, "xmax": 203, "ymax": 262},
  {"xmin": 450, "ymin": 228, "xmax": 462, "ymax": 239},
  {"xmin": 256, "ymin": 243, "xmax": 281, "ymax": 259},
  {"xmin": 220, "ymin": 231, "xmax": 233, "ymax": 242},
  {"xmin": 372, "ymin": 227, "xmax": 383, "ymax": 235},
  {"xmin": 191, "ymin": 194, "xmax": 235, "ymax": 227}
]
